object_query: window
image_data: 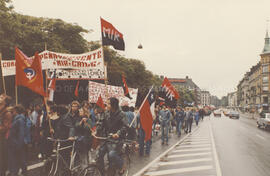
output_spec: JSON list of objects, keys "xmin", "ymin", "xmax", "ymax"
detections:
[
  {"xmin": 263, "ymin": 76, "xmax": 269, "ymax": 83},
  {"xmin": 263, "ymin": 86, "xmax": 269, "ymax": 91},
  {"xmin": 262, "ymin": 65, "xmax": 268, "ymax": 73}
]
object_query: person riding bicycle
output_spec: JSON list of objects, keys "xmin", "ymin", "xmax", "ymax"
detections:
[
  {"xmin": 74, "ymin": 107, "xmax": 93, "ymax": 168},
  {"xmin": 95, "ymin": 97, "xmax": 129, "ymax": 175}
]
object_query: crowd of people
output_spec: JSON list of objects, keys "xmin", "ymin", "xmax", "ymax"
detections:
[{"xmin": 0, "ymin": 93, "xmax": 207, "ymax": 176}]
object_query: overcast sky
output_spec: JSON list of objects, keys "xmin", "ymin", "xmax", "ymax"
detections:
[{"xmin": 12, "ymin": 0, "xmax": 270, "ymax": 98}]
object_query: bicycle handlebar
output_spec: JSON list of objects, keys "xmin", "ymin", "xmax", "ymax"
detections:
[{"xmin": 47, "ymin": 137, "xmax": 77, "ymax": 142}]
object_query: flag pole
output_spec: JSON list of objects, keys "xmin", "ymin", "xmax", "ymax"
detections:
[
  {"xmin": 129, "ymin": 85, "xmax": 153, "ymax": 128},
  {"xmin": 100, "ymin": 17, "xmax": 109, "ymax": 104},
  {"xmin": 15, "ymin": 85, "xmax": 18, "ymax": 105},
  {"xmin": 0, "ymin": 52, "xmax": 6, "ymax": 94}
]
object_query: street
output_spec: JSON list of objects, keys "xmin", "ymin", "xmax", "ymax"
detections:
[{"xmin": 133, "ymin": 113, "xmax": 270, "ymax": 176}]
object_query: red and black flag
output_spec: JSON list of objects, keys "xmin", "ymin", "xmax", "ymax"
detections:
[
  {"xmin": 101, "ymin": 17, "xmax": 125, "ymax": 51},
  {"xmin": 158, "ymin": 77, "xmax": 179, "ymax": 108},
  {"xmin": 122, "ymin": 74, "xmax": 132, "ymax": 99}
]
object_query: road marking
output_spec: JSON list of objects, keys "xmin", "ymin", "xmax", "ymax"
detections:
[
  {"xmin": 133, "ymin": 126, "xmax": 200, "ymax": 176},
  {"xmin": 181, "ymin": 141, "xmax": 211, "ymax": 145},
  {"xmin": 210, "ymin": 123, "xmax": 222, "ymax": 176},
  {"xmin": 172, "ymin": 148, "xmax": 211, "ymax": 153},
  {"xmin": 158, "ymin": 158, "xmax": 212, "ymax": 166},
  {"xmin": 144, "ymin": 165, "xmax": 213, "ymax": 176},
  {"xmin": 168, "ymin": 152, "xmax": 211, "ymax": 158},
  {"xmin": 27, "ymin": 162, "xmax": 44, "ymax": 170},
  {"xmin": 256, "ymin": 134, "xmax": 266, "ymax": 141},
  {"xmin": 176, "ymin": 144, "xmax": 211, "ymax": 148}
]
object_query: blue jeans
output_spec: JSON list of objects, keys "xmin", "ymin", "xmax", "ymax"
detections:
[
  {"xmin": 176, "ymin": 120, "xmax": 183, "ymax": 136},
  {"xmin": 138, "ymin": 128, "xmax": 151, "ymax": 156},
  {"xmin": 161, "ymin": 122, "xmax": 169, "ymax": 143},
  {"xmin": 97, "ymin": 143, "xmax": 123, "ymax": 173}
]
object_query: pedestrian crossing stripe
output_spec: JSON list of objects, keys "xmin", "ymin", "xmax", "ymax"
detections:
[
  {"xmin": 168, "ymin": 152, "xmax": 211, "ymax": 158},
  {"xmin": 157, "ymin": 158, "xmax": 212, "ymax": 166},
  {"xmin": 144, "ymin": 165, "xmax": 213, "ymax": 176},
  {"xmin": 172, "ymin": 147, "xmax": 211, "ymax": 153}
]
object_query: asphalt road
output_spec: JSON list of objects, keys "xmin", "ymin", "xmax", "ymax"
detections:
[
  {"xmin": 133, "ymin": 113, "xmax": 270, "ymax": 176},
  {"xmin": 212, "ymin": 113, "xmax": 270, "ymax": 176}
]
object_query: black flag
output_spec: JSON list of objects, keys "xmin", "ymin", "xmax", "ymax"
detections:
[
  {"xmin": 122, "ymin": 74, "xmax": 132, "ymax": 99},
  {"xmin": 101, "ymin": 18, "xmax": 125, "ymax": 51}
]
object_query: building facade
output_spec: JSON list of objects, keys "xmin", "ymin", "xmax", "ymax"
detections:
[
  {"xmin": 228, "ymin": 92, "xmax": 238, "ymax": 108},
  {"xmin": 168, "ymin": 76, "xmax": 201, "ymax": 105},
  {"xmin": 201, "ymin": 91, "xmax": 211, "ymax": 106}
]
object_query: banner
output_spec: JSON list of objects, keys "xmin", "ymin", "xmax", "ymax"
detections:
[
  {"xmin": 1, "ymin": 48, "xmax": 105, "ymax": 77},
  {"xmin": 47, "ymin": 68, "xmax": 105, "ymax": 80},
  {"xmin": 1, "ymin": 60, "xmax": 16, "ymax": 76},
  {"xmin": 88, "ymin": 81, "xmax": 138, "ymax": 107}
]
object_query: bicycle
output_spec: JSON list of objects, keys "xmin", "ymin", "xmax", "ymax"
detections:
[
  {"xmin": 42, "ymin": 137, "xmax": 88, "ymax": 176},
  {"xmin": 79, "ymin": 134, "xmax": 132, "ymax": 176}
]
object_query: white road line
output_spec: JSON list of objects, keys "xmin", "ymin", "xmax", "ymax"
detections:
[
  {"xmin": 144, "ymin": 165, "xmax": 213, "ymax": 176},
  {"xmin": 158, "ymin": 158, "xmax": 212, "ymax": 166},
  {"xmin": 181, "ymin": 141, "xmax": 211, "ymax": 145},
  {"xmin": 209, "ymin": 123, "xmax": 222, "ymax": 176},
  {"xmin": 133, "ymin": 126, "xmax": 200, "ymax": 176},
  {"xmin": 27, "ymin": 162, "xmax": 44, "ymax": 170},
  {"xmin": 172, "ymin": 148, "xmax": 211, "ymax": 153},
  {"xmin": 176, "ymin": 144, "xmax": 211, "ymax": 148},
  {"xmin": 168, "ymin": 152, "xmax": 211, "ymax": 158},
  {"xmin": 256, "ymin": 134, "xmax": 266, "ymax": 141}
]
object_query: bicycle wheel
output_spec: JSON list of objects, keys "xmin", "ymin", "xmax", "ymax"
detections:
[
  {"xmin": 119, "ymin": 153, "xmax": 130, "ymax": 176},
  {"xmin": 78, "ymin": 164, "xmax": 102, "ymax": 176},
  {"xmin": 43, "ymin": 156, "xmax": 56, "ymax": 176}
]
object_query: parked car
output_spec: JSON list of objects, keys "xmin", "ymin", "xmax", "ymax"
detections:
[
  {"xmin": 228, "ymin": 111, "xmax": 240, "ymax": 119},
  {"xmin": 257, "ymin": 113, "xmax": 270, "ymax": 130},
  {"xmin": 213, "ymin": 109, "xmax": 222, "ymax": 117}
]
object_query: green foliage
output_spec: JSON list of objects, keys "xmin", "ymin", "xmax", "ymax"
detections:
[{"xmin": 174, "ymin": 85, "xmax": 196, "ymax": 106}]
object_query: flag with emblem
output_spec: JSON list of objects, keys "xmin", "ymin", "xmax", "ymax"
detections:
[
  {"xmin": 101, "ymin": 17, "xmax": 125, "ymax": 51},
  {"xmin": 139, "ymin": 86, "xmax": 155, "ymax": 141},
  {"xmin": 15, "ymin": 48, "xmax": 45, "ymax": 96}
]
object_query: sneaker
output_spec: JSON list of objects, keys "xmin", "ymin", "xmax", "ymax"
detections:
[{"xmin": 161, "ymin": 141, "xmax": 164, "ymax": 145}]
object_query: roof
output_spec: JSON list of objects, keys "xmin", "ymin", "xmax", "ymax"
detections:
[
  {"xmin": 168, "ymin": 79, "xmax": 186, "ymax": 83},
  {"xmin": 262, "ymin": 30, "xmax": 270, "ymax": 54}
]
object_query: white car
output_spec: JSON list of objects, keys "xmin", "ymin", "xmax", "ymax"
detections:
[
  {"xmin": 257, "ymin": 113, "xmax": 270, "ymax": 130},
  {"xmin": 213, "ymin": 110, "xmax": 222, "ymax": 117}
]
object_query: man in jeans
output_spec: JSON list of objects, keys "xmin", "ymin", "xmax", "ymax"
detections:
[
  {"xmin": 175, "ymin": 106, "xmax": 185, "ymax": 137},
  {"xmin": 159, "ymin": 105, "xmax": 171, "ymax": 145}
]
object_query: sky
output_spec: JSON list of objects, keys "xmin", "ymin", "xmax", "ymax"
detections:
[{"xmin": 12, "ymin": 0, "xmax": 270, "ymax": 98}]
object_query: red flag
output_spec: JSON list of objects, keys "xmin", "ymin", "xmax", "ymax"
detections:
[
  {"xmin": 162, "ymin": 77, "xmax": 180, "ymax": 100},
  {"xmin": 15, "ymin": 48, "xmax": 45, "ymax": 96},
  {"xmin": 74, "ymin": 81, "xmax": 79, "ymax": 97},
  {"xmin": 139, "ymin": 88, "xmax": 155, "ymax": 141},
  {"xmin": 101, "ymin": 17, "xmax": 125, "ymax": 51},
  {"xmin": 122, "ymin": 74, "xmax": 132, "ymax": 99},
  {"xmin": 96, "ymin": 94, "xmax": 105, "ymax": 110}
]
